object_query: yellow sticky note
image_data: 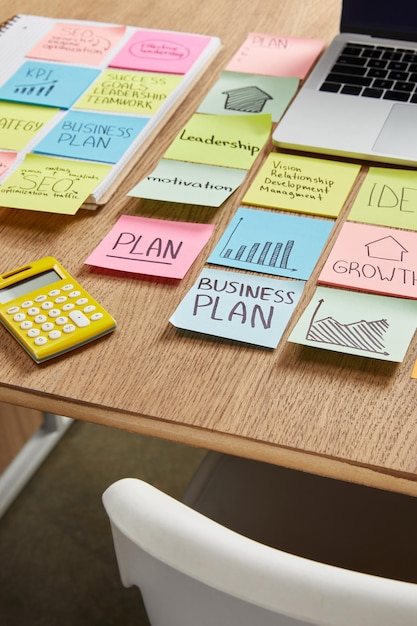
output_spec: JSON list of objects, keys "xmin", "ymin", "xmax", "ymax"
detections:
[
  {"xmin": 73, "ymin": 69, "xmax": 182, "ymax": 115},
  {"xmin": 0, "ymin": 102, "xmax": 59, "ymax": 150},
  {"xmin": 164, "ymin": 113, "xmax": 272, "ymax": 170},
  {"xmin": 243, "ymin": 153, "xmax": 360, "ymax": 217},
  {"xmin": 348, "ymin": 166, "xmax": 417, "ymax": 231},
  {"xmin": 0, "ymin": 154, "xmax": 111, "ymax": 214}
]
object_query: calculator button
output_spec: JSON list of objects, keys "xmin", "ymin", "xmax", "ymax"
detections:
[
  {"xmin": 13, "ymin": 313, "xmax": 26, "ymax": 322},
  {"xmin": 7, "ymin": 306, "xmax": 20, "ymax": 315},
  {"xmin": 84, "ymin": 305, "xmax": 96, "ymax": 314},
  {"xmin": 48, "ymin": 309, "xmax": 60, "ymax": 318},
  {"xmin": 49, "ymin": 330, "xmax": 61, "ymax": 340},
  {"xmin": 41, "ymin": 301, "xmax": 53, "ymax": 310},
  {"xmin": 56, "ymin": 316, "xmax": 68, "ymax": 325},
  {"xmin": 76, "ymin": 297, "xmax": 88, "ymax": 306},
  {"xmin": 34, "ymin": 294, "xmax": 47, "ymax": 302},
  {"xmin": 63, "ymin": 324, "xmax": 76, "ymax": 333},
  {"xmin": 34, "ymin": 336, "xmax": 48, "ymax": 346},
  {"xmin": 62, "ymin": 284, "xmax": 74, "ymax": 291},
  {"xmin": 90, "ymin": 312, "xmax": 104, "ymax": 321},
  {"xmin": 28, "ymin": 328, "xmax": 40, "ymax": 338},
  {"xmin": 34, "ymin": 314, "xmax": 47, "ymax": 324},
  {"xmin": 62, "ymin": 303, "xmax": 75, "ymax": 311},
  {"xmin": 21, "ymin": 300, "xmax": 33, "ymax": 308},
  {"xmin": 69, "ymin": 290, "xmax": 81, "ymax": 298},
  {"xmin": 27, "ymin": 307, "xmax": 40, "ymax": 316},
  {"xmin": 20, "ymin": 321, "xmax": 33, "ymax": 330},
  {"xmin": 42, "ymin": 322, "xmax": 54, "ymax": 332},
  {"xmin": 55, "ymin": 296, "xmax": 67, "ymax": 304},
  {"xmin": 48, "ymin": 289, "xmax": 60, "ymax": 297},
  {"xmin": 69, "ymin": 310, "xmax": 90, "ymax": 327}
]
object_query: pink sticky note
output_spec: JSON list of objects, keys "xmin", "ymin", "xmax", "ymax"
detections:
[
  {"xmin": 26, "ymin": 22, "xmax": 127, "ymax": 66},
  {"xmin": 0, "ymin": 151, "xmax": 17, "ymax": 177},
  {"xmin": 85, "ymin": 215, "xmax": 214, "ymax": 279},
  {"xmin": 319, "ymin": 222, "xmax": 417, "ymax": 299},
  {"xmin": 109, "ymin": 29, "xmax": 212, "ymax": 74},
  {"xmin": 226, "ymin": 32, "xmax": 324, "ymax": 78}
]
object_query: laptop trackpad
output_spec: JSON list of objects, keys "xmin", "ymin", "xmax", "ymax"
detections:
[{"xmin": 374, "ymin": 104, "xmax": 417, "ymax": 158}]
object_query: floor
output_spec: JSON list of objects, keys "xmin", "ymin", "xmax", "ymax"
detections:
[{"xmin": 0, "ymin": 419, "xmax": 206, "ymax": 626}]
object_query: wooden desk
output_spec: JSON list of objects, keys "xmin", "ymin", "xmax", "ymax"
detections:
[{"xmin": 1, "ymin": 0, "xmax": 417, "ymax": 497}]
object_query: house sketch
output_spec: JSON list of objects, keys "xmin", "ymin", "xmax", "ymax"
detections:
[
  {"xmin": 365, "ymin": 235, "xmax": 408, "ymax": 262},
  {"xmin": 222, "ymin": 85, "xmax": 273, "ymax": 113}
]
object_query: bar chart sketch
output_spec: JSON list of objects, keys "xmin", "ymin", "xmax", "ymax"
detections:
[
  {"xmin": 208, "ymin": 207, "xmax": 333, "ymax": 280},
  {"xmin": 219, "ymin": 217, "xmax": 297, "ymax": 271}
]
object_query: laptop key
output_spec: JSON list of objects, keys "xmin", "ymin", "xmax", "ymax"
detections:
[
  {"xmin": 319, "ymin": 82, "xmax": 341, "ymax": 93},
  {"xmin": 383, "ymin": 90, "xmax": 410, "ymax": 101},
  {"xmin": 341, "ymin": 85, "xmax": 362, "ymax": 95},
  {"xmin": 362, "ymin": 87, "xmax": 384, "ymax": 98}
]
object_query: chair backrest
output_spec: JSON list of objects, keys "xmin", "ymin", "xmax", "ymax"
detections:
[{"xmin": 102, "ymin": 477, "xmax": 417, "ymax": 626}]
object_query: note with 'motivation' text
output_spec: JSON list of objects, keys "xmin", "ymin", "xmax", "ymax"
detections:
[
  {"xmin": 242, "ymin": 153, "xmax": 360, "ymax": 217},
  {"xmin": 319, "ymin": 222, "xmax": 417, "ymax": 299},
  {"xmin": 170, "ymin": 267, "xmax": 304, "ymax": 348},
  {"xmin": 0, "ymin": 154, "xmax": 111, "ymax": 214},
  {"xmin": 164, "ymin": 113, "xmax": 272, "ymax": 170},
  {"xmin": 288, "ymin": 286, "xmax": 417, "ymax": 362},
  {"xmin": 84, "ymin": 214, "xmax": 215, "ymax": 280},
  {"xmin": 26, "ymin": 22, "xmax": 127, "ymax": 66},
  {"xmin": 226, "ymin": 32, "xmax": 324, "ymax": 78},
  {"xmin": 0, "ymin": 102, "xmax": 59, "ymax": 151},
  {"xmin": 0, "ymin": 151, "xmax": 17, "ymax": 177},
  {"xmin": 348, "ymin": 166, "xmax": 417, "ymax": 232},
  {"xmin": 109, "ymin": 29, "xmax": 212, "ymax": 74},
  {"xmin": 128, "ymin": 159, "xmax": 246, "ymax": 206},
  {"xmin": 197, "ymin": 71, "xmax": 299, "ymax": 122},
  {"xmin": 0, "ymin": 61, "xmax": 100, "ymax": 109},
  {"xmin": 208, "ymin": 207, "xmax": 333, "ymax": 280},
  {"xmin": 73, "ymin": 68, "xmax": 182, "ymax": 115},
  {"xmin": 33, "ymin": 110, "xmax": 150, "ymax": 164}
]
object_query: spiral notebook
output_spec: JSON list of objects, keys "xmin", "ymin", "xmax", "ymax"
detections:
[{"xmin": 0, "ymin": 14, "xmax": 221, "ymax": 208}]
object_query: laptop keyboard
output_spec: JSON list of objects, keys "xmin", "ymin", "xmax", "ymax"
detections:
[{"xmin": 320, "ymin": 43, "xmax": 417, "ymax": 103}]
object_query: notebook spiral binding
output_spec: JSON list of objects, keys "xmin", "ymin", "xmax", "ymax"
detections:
[{"xmin": 0, "ymin": 15, "xmax": 20, "ymax": 33}]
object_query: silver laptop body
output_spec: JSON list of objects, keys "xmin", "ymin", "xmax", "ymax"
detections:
[{"xmin": 272, "ymin": 0, "xmax": 417, "ymax": 165}]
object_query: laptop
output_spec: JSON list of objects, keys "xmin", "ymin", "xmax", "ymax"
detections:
[{"xmin": 272, "ymin": 0, "xmax": 417, "ymax": 165}]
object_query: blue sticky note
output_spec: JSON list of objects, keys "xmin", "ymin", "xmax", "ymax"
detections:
[
  {"xmin": 169, "ymin": 268, "xmax": 304, "ymax": 348},
  {"xmin": 33, "ymin": 110, "xmax": 150, "ymax": 163},
  {"xmin": 0, "ymin": 61, "xmax": 100, "ymax": 109},
  {"xmin": 208, "ymin": 207, "xmax": 334, "ymax": 280}
]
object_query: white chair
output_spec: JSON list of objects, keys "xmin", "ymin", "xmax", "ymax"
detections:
[{"xmin": 102, "ymin": 453, "xmax": 417, "ymax": 626}]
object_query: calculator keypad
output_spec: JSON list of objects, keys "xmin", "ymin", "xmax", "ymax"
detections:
[{"xmin": 6, "ymin": 284, "xmax": 104, "ymax": 349}]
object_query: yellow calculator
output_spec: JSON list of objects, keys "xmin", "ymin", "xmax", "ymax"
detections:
[{"xmin": 0, "ymin": 256, "xmax": 116, "ymax": 363}]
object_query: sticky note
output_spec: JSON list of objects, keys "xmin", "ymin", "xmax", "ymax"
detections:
[
  {"xmin": 197, "ymin": 71, "xmax": 299, "ymax": 122},
  {"xmin": 348, "ymin": 166, "xmax": 417, "ymax": 231},
  {"xmin": 73, "ymin": 68, "xmax": 182, "ymax": 115},
  {"xmin": 26, "ymin": 22, "xmax": 127, "ymax": 66},
  {"xmin": 208, "ymin": 207, "xmax": 333, "ymax": 279},
  {"xmin": 288, "ymin": 286, "xmax": 417, "ymax": 362},
  {"xmin": 0, "ymin": 61, "xmax": 100, "ymax": 109},
  {"xmin": 170, "ymin": 267, "xmax": 304, "ymax": 348},
  {"xmin": 164, "ymin": 113, "xmax": 272, "ymax": 170},
  {"xmin": 85, "ymin": 214, "xmax": 214, "ymax": 279},
  {"xmin": 33, "ymin": 110, "xmax": 149, "ymax": 163},
  {"xmin": 242, "ymin": 152, "xmax": 360, "ymax": 217},
  {"xmin": 0, "ymin": 151, "xmax": 17, "ymax": 177},
  {"xmin": 226, "ymin": 33, "xmax": 324, "ymax": 78},
  {"xmin": 319, "ymin": 222, "xmax": 417, "ymax": 299},
  {"xmin": 109, "ymin": 29, "xmax": 212, "ymax": 74},
  {"xmin": 0, "ymin": 154, "xmax": 111, "ymax": 214},
  {"xmin": 128, "ymin": 159, "xmax": 247, "ymax": 206},
  {"xmin": 0, "ymin": 102, "xmax": 59, "ymax": 150}
]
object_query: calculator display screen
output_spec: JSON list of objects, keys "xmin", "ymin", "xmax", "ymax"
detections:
[{"xmin": 0, "ymin": 269, "xmax": 61, "ymax": 304}]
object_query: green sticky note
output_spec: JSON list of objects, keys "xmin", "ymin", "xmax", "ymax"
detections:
[
  {"xmin": 164, "ymin": 113, "xmax": 272, "ymax": 170},
  {"xmin": 348, "ymin": 166, "xmax": 417, "ymax": 231},
  {"xmin": 243, "ymin": 152, "xmax": 360, "ymax": 217}
]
